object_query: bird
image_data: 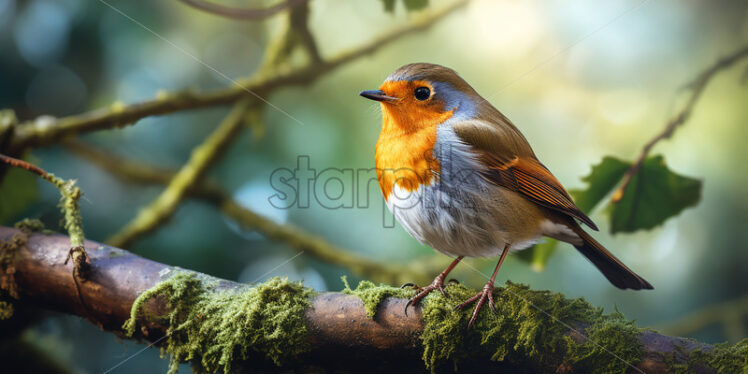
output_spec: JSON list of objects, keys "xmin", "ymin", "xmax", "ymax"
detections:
[{"xmin": 359, "ymin": 63, "xmax": 653, "ymax": 328}]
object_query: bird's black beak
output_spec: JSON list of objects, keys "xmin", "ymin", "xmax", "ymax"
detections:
[{"xmin": 359, "ymin": 90, "xmax": 399, "ymax": 103}]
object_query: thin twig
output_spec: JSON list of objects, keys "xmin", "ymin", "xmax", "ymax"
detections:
[
  {"xmin": 105, "ymin": 99, "xmax": 254, "ymax": 248},
  {"xmin": 612, "ymin": 44, "xmax": 748, "ymax": 203},
  {"xmin": 65, "ymin": 140, "xmax": 441, "ymax": 285},
  {"xmin": 6, "ymin": 0, "xmax": 469, "ymax": 154},
  {"xmin": 255, "ymin": 0, "xmax": 318, "ymax": 80},
  {"xmin": 178, "ymin": 0, "xmax": 307, "ymax": 20},
  {"xmin": 0, "ymin": 154, "xmax": 47, "ymax": 177},
  {"xmin": 0, "ymin": 153, "xmax": 91, "ymax": 316},
  {"xmin": 290, "ymin": 1, "xmax": 321, "ymax": 63}
]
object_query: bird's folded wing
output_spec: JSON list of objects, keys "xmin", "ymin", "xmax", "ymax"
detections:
[{"xmin": 452, "ymin": 119, "xmax": 598, "ymax": 231}]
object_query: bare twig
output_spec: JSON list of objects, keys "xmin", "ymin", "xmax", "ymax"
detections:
[
  {"xmin": 255, "ymin": 0, "xmax": 319, "ymax": 77},
  {"xmin": 612, "ymin": 44, "xmax": 748, "ymax": 203},
  {"xmin": 65, "ymin": 140, "xmax": 440, "ymax": 285},
  {"xmin": 0, "ymin": 154, "xmax": 47, "ymax": 177},
  {"xmin": 6, "ymin": 0, "xmax": 468, "ymax": 154},
  {"xmin": 105, "ymin": 99, "xmax": 254, "ymax": 248},
  {"xmin": 290, "ymin": 1, "xmax": 321, "ymax": 63},
  {"xmin": 178, "ymin": 0, "xmax": 307, "ymax": 20}
]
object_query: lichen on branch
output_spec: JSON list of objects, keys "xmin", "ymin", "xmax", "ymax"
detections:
[
  {"xmin": 341, "ymin": 276, "xmax": 415, "ymax": 318},
  {"xmin": 0, "ymin": 219, "xmax": 47, "ymax": 319},
  {"xmin": 123, "ymin": 271, "xmax": 313, "ymax": 374},
  {"xmin": 0, "ymin": 154, "xmax": 88, "ymax": 282}
]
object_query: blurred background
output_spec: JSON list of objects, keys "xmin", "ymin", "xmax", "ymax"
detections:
[{"xmin": 1, "ymin": 0, "xmax": 747, "ymax": 372}]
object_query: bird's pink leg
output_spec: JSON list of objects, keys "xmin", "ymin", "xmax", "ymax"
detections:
[
  {"xmin": 455, "ymin": 244, "xmax": 510, "ymax": 329},
  {"xmin": 403, "ymin": 256, "xmax": 463, "ymax": 316}
]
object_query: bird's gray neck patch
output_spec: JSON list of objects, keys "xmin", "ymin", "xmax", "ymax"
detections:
[{"xmin": 432, "ymin": 81, "xmax": 476, "ymax": 121}]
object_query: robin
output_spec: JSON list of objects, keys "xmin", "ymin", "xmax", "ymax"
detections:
[{"xmin": 360, "ymin": 63, "xmax": 652, "ymax": 328}]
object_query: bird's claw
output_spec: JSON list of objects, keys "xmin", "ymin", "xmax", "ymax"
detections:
[
  {"xmin": 453, "ymin": 282, "xmax": 496, "ymax": 329},
  {"xmin": 400, "ymin": 282, "xmax": 418, "ymax": 290},
  {"xmin": 403, "ymin": 275, "xmax": 455, "ymax": 316}
]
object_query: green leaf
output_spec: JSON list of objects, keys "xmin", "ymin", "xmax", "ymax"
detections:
[
  {"xmin": 569, "ymin": 156, "xmax": 631, "ymax": 213},
  {"xmin": 610, "ymin": 155, "xmax": 701, "ymax": 233},
  {"xmin": 381, "ymin": 0, "xmax": 396, "ymax": 12},
  {"xmin": 403, "ymin": 0, "xmax": 429, "ymax": 11},
  {"xmin": 380, "ymin": 0, "xmax": 428, "ymax": 13},
  {"xmin": 518, "ymin": 154, "xmax": 700, "ymax": 268},
  {"xmin": 0, "ymin": 167, "xmax": 39, "ymax": 224}
]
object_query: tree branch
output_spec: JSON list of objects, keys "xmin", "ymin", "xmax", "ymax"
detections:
[
  {"xmin": 289, "ymin": 0, "xmax": 321, "ymax": 63},
  {"xmin": 64, "ymin": 139, "xmax": 442, "ymax": 285},
  {"xmin": 5, "ymin": 0, "xmax": 468, "ymax": 155},
  {"xmin": 105, "ymin": 99, "xmax": 254, "ymax": 249},
  {"xmin": 612, "ymin": 44, "xmax": 748, "ymax": 203},
  {"xmin": 178, "ymin": 0, "xmax": 308, "ymax": 20},
  {"xmin": 0, "ymin": 154, "xmax": 89, "ymax": 282},
  {"xmin": 1, "ymin": 226, "xmax": 744, "ymax": 373},
  {"xmin": 255, "ymin": 0, "xmax": 319, "ymax": 77}
]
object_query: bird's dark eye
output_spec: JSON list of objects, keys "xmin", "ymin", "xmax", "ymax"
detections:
[{"xmin": 414, "ymin": 87, "xmax": 430, "ymax": 101}]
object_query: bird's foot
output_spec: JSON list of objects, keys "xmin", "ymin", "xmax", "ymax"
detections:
[
  {"xmin": 454, "ymin": 281, "xmax": 496, "ymax": 329},
  {"xmin": 401, "ymin": 274, "xmax": 451, "ymax": 316}
]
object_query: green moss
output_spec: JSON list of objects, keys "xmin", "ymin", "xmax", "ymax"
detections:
[
  {"xmin": 13, "ymin": 218, "xmax": 45, "ymax": 233},
  {"xmin": 0, "ymin": 300, "xmax": 13, "ymax": 320},
  {"xmin": 0, "ymin": 227, "xmax": 29, "ymax": 302},
  {"xmin": 703, "ymin": 339, "xmax": 748, "ymax": 373},
  {"xmin": 565, "ymin": 312, "xmax": 643, "ymax": 373},
  {"xmin": 666, "ymin": 338, "xmax": 748, "ymax": 374},
  {"xmin": 0, "ymin": 219, "xmax": 52, "ymax": 321},
  {"xmin": 420, "ymin": 282, "xmax": 644, "ymax": 372},
  {"xmin": 340, "ymin": 276, "xmax": 415, "ymax": 318},
  {"xmin": 342, "ymin": 279, "xmax": 643, "ymax": 372},
  {"xmin": 123, "ymin": 272, "xmax": 314, "ymax": 373}
]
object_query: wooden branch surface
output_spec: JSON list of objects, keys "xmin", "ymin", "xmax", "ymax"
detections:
[{"xmin": 0, "ymin": 226, "xmax": 728, "ymax": 372}]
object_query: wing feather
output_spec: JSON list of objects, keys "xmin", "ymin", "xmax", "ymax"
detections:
[{"xmin": 452, "ymin": 119, "xmax": 598, "ymax": 230}]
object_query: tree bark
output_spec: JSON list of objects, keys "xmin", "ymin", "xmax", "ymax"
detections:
[{"xmin": 0, "ymin": 226, "xmax": 736, "ymax": 373}]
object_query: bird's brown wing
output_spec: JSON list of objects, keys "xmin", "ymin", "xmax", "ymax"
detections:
[
  {"xmin": 452, "ymin": 119, "xmax": 598, "ymax": 231},
  {"xmin": 480, "ymin": 154, "xmax": 598, "ymax": 230}
]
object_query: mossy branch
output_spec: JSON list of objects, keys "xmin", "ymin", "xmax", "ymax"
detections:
[
  {"xmin": 2, "ymin": 226, "xmax": 745, "ymax": 373},
  {"xmin": 0, "ymin": 154, "xmax": 89, "ymax": 280},
  {"xmin": 106, "ymin": 100, "xmax": 255, "ymax": 249},
  {"xmin": 5, "ymin": 0, "xmax": 468, "ymax": 155},
  {"xmin": 65, "ymin": 139, "xmax": 444, "ymax": 285}
]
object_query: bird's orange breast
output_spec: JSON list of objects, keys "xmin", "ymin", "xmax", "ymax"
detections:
[{"xmin": 374, "ymin": 96, "xmax": 454, "ymax": 200}]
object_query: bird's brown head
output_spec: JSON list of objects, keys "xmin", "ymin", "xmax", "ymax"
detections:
[{"xmin": 360, "ymin": 63, "xmax": 481, "ymax": 134}]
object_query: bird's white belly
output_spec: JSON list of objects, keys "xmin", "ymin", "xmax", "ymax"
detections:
[
  {"xmin": 382, "ymin": 123, "xmax": 557, "ymax": 258},
  {"xmin": 386, "ymin": 181, "xmax": 543, "ymax": 258}
]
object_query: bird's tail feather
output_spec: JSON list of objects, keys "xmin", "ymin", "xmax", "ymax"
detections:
[{"xmin": 569, "ymin": 223, "xmax": 653, "ymax": 290}]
